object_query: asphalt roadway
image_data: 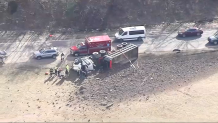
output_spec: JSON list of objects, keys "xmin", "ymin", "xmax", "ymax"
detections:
[{"xmin": 0, "ymin": 22, "xmax": 218, "ymax": 68}]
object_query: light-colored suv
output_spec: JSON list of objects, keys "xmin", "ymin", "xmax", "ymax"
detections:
[
  {"xmin": 33, "ymin": 47, "xmax": 59, "ymax": 60},
  {"xmin": 208, "ymin": 34, "xmax": 218, "ymax": 45}
]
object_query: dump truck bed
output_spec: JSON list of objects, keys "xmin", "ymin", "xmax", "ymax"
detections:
[{"xmin": 104, "ymin": 43, "xmax": 138, "ymax": 64}]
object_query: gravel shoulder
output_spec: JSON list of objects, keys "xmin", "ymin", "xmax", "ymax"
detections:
[{"xmin": 1, "ymin": 51, "xmax": 218, "ymax": 122}]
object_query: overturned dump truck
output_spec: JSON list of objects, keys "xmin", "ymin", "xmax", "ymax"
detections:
[
  {"xmin": 89, "ymin": 43, "xmax": 138, "ymax": 70},
  {"xmin": 72, "ymin": 43, "xmax": 138, "ymax": 74},
  {"xmin": 103, "ymin": 43, "xmax": 138, "ymax": 69},
  {"xmin": 72, "ymin": 57, "xmax": 95, "ymax": 74}
]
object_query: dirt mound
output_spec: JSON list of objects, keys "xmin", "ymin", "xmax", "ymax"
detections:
[
  {"xmin": 71, "ymin": 51, "xmax": 218, "ymax": 105},
  {"xmin": 0, "ymin": 0, "xmax": 217, "ymax": 31}
]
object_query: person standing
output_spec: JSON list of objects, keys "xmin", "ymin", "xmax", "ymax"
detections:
[
  {"xmin": 60, "ymin": 69, "xmax": 65, "ymax": 79},
  {"xmin": 61, "ymin": 53, "xmax": 65, "ymax": 61},
  {"xmin": 57, "ymin": 68, "xmax": 62, "ymax": 78},
  {"xmin": 81, "ymin": 64, "xmax": 87, "ymax": 78},
  {"xmin": 65, "ymin": 64, "xmax": 70, "ymax": 77},
  {"xmin": 49, "ymin": 68, "xmax": 53, "ymax": 77},
  {"xmin": 0, "ymin": 57, "xmax": 4, "ymax": 64},
  {"xmin": 54, "ymin": 67, "xmax": 58, "ymax": 76}
]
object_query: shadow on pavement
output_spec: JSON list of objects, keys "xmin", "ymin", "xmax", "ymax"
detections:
[
  {"xmin": 28, "ymin": 57, "xmax": 56, "ymax": 66},
  {"xmin": 112, "ymin": 39, "xmax": 144, "ymax": 50},
  {"xmin": 66, "ymin": 54, "xmax": 76, "ymax": 61},
  {"xmin": 50, "ymin": 40, "xmax": 69, "ymax": 48},
  {"xmin": 56, "ymin": 77, "xmax": 65, "ymax": 85},
  {"xmin": 0, "ymin": 63, "xmax": 4, "ymax": 67},
  {"xmin": 176, "ymin": 35, "xmax": 202, "ymax": 41},
  {"xmin": 205, "ymin": 42, "xmax": 218, "ymax": 49},
  {"xmin": 44, "ymin": 75, "xmax": 56, "ymax": 83},
  {"xmin": 52, "ymin": 70, "xmax": 85, "ymax": 86}
]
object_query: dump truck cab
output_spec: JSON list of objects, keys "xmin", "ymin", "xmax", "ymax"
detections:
[
  {"xmin": 72, "ymin": 57, "xmax": 95, "ymax": 75},
  {"xmin": 70, "ymin": 35, "xmax": 112, "ymax": 57}
]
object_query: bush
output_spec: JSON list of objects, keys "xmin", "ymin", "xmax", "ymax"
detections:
[{"xmin": 65, "ymin": 1, "xmax": 78, "ymax": 19}]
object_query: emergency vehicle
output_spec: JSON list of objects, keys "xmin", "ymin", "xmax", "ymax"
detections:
[{"xmin": 70, "ymin": 35, "xmax": 112, "ymax": 56}]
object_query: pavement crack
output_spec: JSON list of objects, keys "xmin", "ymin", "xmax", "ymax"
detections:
[{"xmin": 176, "ymin": 90, "xmax": 195, "ymax": 98}]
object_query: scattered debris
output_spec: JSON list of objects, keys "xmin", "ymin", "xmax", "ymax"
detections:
[
  {"xmin": 106, "ymin": 103, "xmax": 113, "ymax": 109},
  {"xmin": 100, "ymin": 102, "xmax": 108, "ymax": 106},
  {"xmin": 146, "ymin": 96, "xmax": 149, "ymax": 101},
  {"xmin": 173, "ymin": 49, "xmax": 181, "ymax": 53}
]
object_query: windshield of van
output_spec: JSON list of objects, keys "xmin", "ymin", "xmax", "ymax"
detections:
[{"xmin": 118, "ymin": 29, "xmax": 124, "ymax": 35}]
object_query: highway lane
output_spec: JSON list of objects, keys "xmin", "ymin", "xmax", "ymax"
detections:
[
  {"xmin": 0, "ymin": 23, "xmax": 218, "ymax": 66},
  {"xmin": 111, "ymin": 29, "xmax": 217, "ymax": 53}
]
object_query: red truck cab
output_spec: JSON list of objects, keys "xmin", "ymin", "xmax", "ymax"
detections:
[{"xmin": 70, "ymin": 35, "xmax": 112, "ymax": 56}]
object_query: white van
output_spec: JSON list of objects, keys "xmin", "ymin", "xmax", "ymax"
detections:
[{"xmin": 115, "ymin": 26, "xmax": 146, "ymax": 41}]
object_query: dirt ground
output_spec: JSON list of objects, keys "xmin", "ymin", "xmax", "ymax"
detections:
[
  {"xmin": 1, "ymin": 52, "xmax": 218, "ymax": 122},
  {"xmin": 1, "ymin": 0, "xmax": 218, "ymax": 122}
]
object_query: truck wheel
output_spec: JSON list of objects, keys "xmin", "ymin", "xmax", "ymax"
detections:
[
  {"xmin": 117, "ymin": 39, "xmax": 123, "ymax": 42},
  {"xmin": 121, "ymin": 42, "xmax": 128, "ymax": 47},
  {"xmin": 52, "ymin": 55, "xmax": 57, "ymax": 59},
  {"xmin": 117, "ymin": 44, "xmax": 123, "ymax": 50},
  {"xmin": 74, "ymin": 53, "xmax": 79, "ymax": 57},
  {"xmin": 138, "ymin": 37, "xmax": 142, "ymax": 41},
  {"xmin": 36, "ymin": 56, "xmax": 42, "ymax": 60}
]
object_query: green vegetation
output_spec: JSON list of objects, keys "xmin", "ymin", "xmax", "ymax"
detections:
[{"xmin": 65, "ymin": 1, "xmax": 78, "ymax": 19}]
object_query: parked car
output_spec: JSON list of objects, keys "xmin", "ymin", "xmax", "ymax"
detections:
[
  {"xmin": 115, "ymin": 26, "xmax": 146, "ymax": 42},
  {"xmin": 178, "ymin": 27, "xmax": 203, "ymax": 37},
  {"xmin": 0, "ymin": 50, "xmax": 8, "ymax": 58},
  {"xmin": 33, "ymin": 47, "xmax": 59, "ymax": 60},
  {"xmin": 0, "ymin": 50, "xmax": 8, "ymax": 63},
  {"xmin": 208, "ymin": 35, "xmax": 218, "ymax": 45}
]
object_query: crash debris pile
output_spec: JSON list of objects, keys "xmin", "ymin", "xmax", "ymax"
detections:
[{"xmin": 71, "ymin": 43, "xmax": 139, "ymax": 77}]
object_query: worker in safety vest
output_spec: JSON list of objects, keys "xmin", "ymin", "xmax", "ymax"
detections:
[{"xmin": 65, "ymin": 64, "xmax": 70, "ymax": 76}]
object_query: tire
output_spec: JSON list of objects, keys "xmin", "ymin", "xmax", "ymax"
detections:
[
  {"xmin": 121, "ymin": 42, "xmax": 128, "ymax": 47},
  {"xmin": 52, "ymin": 55, "xmax": 57, "ymax": 59},
  {"xmin": 117, "ymin": 44, "xmax": 123, "ymax": 50},
  {"xmin": 118, "ymin": 39, "xmax": 123, "ymax": 42},
  {"xmin": 36, "ymin": 56, "xmax": 42, "ymax": 60},
  {"xmin": 138, "ymin": 37, "xmax": 142, "ymax": 41},
  {"xmin": 197, "ymin": 33, "xmax": 200, "ymax": 36},
  {"xmin": 213, "ymin": 41, "xmax": 218, "ymax": 45},
  {"xmin": 182, "ymin": 34, "xmax": 186, "ymax": 37},
  {"xmin": 74, "ymin": 53, "xmax": 79, "ymax": 57}
]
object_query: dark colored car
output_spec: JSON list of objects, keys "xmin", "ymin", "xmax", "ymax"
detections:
[
  {"xmin": 208, "ymin": 35, "xmax": 218, "ymax": 45},
  {"xmin": 178, "ymin": 28, "xmax": 203, "ymax": 37}
]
